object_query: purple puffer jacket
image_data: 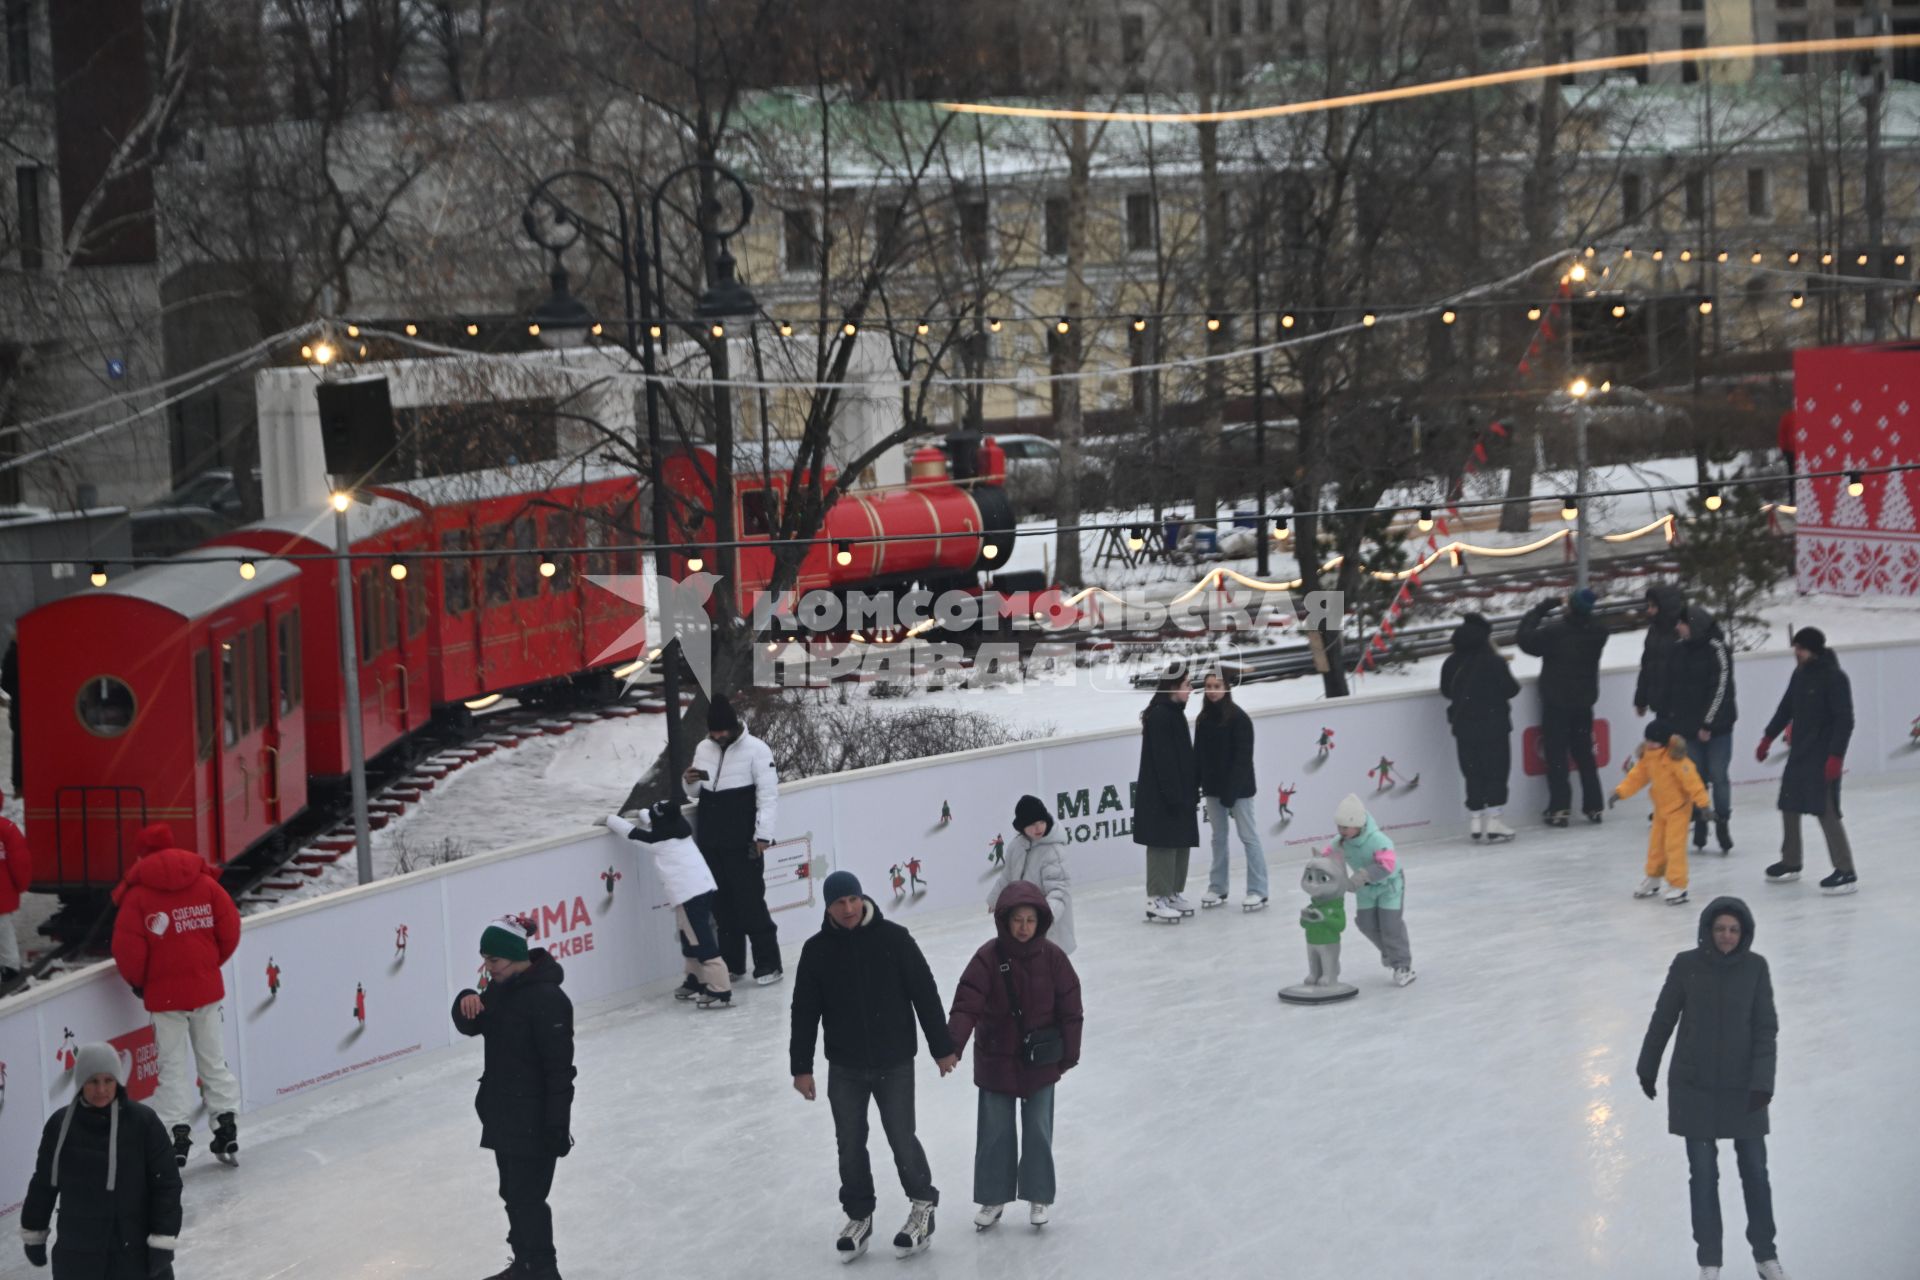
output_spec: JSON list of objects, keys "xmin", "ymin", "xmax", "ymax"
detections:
[{"xmin": 946, "ymin": 881, "xmax": 1085, "ymax": 1098}]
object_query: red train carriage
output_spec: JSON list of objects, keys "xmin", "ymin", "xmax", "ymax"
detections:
[{"xmin": 21, "ymin": 549, "xmax": 307, "ymax": 890}]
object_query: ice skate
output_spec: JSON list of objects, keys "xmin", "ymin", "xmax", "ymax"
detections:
[
  {"xmin": 210, "ymin": 1111, "xmax": 239, "ymax": 1166},
  {"xmin": 1696, "ymin": 1268, "xmax": 1720, "ymax": 1280},
  {"xmin": 1469, "ymin": 811, "xmax": 1486, "ymax": 842},
  {"xmin": 972, "ymin": 1204, "xmax": 1003, "ymax": 1231},
  {"xmin": 1819, "ymin": 870, "xmax": 1858, "ymax": 896},
  {"xmin": 1714, "ymin": 815, "xmax": 1733, "ymax": 853},
  {"xmin": 1201, "ymin": 890, "xmax": 1228, "ymax": 908},
  {"xmin": 1392, "ymin": 967, "xmax": 1416, "ymax": 987},
  {"xmin": 1633, "ymin": 876, "xmax": 1663, "ymax": 899},
  {"xmin": 1763, "ymin": 862, "xmax": 1801, "ymax": 884},
  {"xmin": 1029, "ymin": 1202, "xmax": 1050, "ymax": 1227},
  {"xmin": 672, "ymin": 975, "xmax": 703, "ymax": 1001},
  {"xmin": 1482, "ymin": 817, "xmax": 1515, "ymax": 842},
  {"xmin": 1693, "ymin": 814, "xmax": 1709, "ymax": 849},
  {"xmin": 170, "ymin": 1123, "xmax": 192, "ymax": 1168},
  {"xmin": 1544, "ymin": 810, "xmax": 1570, "ymax": 829},
  {"xmin": 1755, "ymin": 1259, "xmax": 1792, "ymax": 1280},
  {"xmin": 1241, "ymin": 895, "xmax": 1269, "ymax": 912},
  {"xmin": 480, "ymin": 1259, "xmax": 523, "ymax": 1280},
  {"xmin": 1584, "ymin": 810, "xmax": 1604, "ymax": 825},
  {"xmin": 834, "ymin": 1215, "xmax": 873, "ymax": 1262},
  {"xmin": 694, "ymin": 987, "xmax": 733, "ymax": 1009},
  {"xmin": 1144, "ymin": 896, "xmax": 1182, "ymax": 923},
  {"xmin": 753, "ymin": 965, "xmax": 784, "ymax": 987},
  {"xmin": 1665, "ymin": 886, "xmax": 1690, "ymax": 906},
  {"xmin": 894, "ymin": 1199, "xmax": 935, "ymax": 1257},
  {"xmin": 1167, "ymin": 893, "xmax": 1196, "ymax": 916}
]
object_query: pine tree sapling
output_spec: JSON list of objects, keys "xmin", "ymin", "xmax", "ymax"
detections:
[{"xmin": 1674, "ymin": 483, "xmax": 1793, "ymax": 649}]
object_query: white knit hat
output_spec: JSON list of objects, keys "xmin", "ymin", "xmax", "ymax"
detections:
[
  {"xmin": 73, "ymin": 1042, "xmax": 124, "ymax": 1085},
  {"xmin": 1334, "ymin": 793, "xmax": 1369, "ymax": 829}
]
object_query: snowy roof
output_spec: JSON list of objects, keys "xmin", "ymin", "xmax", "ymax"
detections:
[
  {"xmin": 90, "ymin": 545, "xmax": 302, "ymax": 622},
  {"xmin": 379, "ymin": 458, "xmax": 638, "ymax": 508}
]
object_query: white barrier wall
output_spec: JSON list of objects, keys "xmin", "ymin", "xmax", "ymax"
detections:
[{"xmin": 6, "ymin": 637, "xmax": 1918, "ymax": 1213}]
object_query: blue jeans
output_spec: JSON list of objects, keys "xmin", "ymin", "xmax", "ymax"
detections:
[
  {"xmin": 1686, "ymin": 1137, "xmax": 1777, "ymax": 1267},
  {"xmin": 828, "ymin": 1064, "xmax": 937, "ymax": 1219},
  {"xmin": 1205, "ymin": 796, "xmax": 1269, "ymax": 899},
  {"xmin": 1686, "ymin": 734, "xmax": 1734, "ymax": 817},
  {"xmin": 974, "ymin": 1086, "xmax": 1055, "ymax": 1206}
]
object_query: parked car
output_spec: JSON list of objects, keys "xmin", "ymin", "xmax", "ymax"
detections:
[{"xmin": 155, "ymin": 468, "xmax": 260, "ymax": 521}]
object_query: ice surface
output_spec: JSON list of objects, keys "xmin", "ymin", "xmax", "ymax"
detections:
[{"xmin": 9, "ymin": 775, "xmax": 1914, "ymax": 1278}]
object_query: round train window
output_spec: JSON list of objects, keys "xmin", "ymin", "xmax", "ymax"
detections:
[{"xmin": 76, "ymin": 676, "xmax": 137, "ymax": 737}]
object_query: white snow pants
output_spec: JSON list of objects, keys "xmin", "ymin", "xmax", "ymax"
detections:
[
  {"xmin": 0, "ymin": 912, "xmax": 20, "ymax": 971},
  {"xmin": 151, "ymin": 1002, "xmax": 240, "ymax": 1130}
]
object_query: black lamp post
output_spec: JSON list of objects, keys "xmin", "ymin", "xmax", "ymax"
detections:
[{"xmin": 522, "ymin": 163, "xmax": 756, "ymax": 801}]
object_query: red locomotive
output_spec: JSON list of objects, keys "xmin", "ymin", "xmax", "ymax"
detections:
[{"xmin": 18, "ymin": 438, "xmax": 1023, "ymax": 904}]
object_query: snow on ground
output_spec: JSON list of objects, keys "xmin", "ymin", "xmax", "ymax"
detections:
[{"xmin": 11, "ymin": 772, "xmax": 1912, "ymax": 1279}]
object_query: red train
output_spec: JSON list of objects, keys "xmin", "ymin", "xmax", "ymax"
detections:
[{"xmin": 19, "ymin": 439, "xmax": 1021, "ymax": 897}]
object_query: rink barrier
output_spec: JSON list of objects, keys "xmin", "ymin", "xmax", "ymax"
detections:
[{"xmin": 6, "ymin": 636, "xmax": 1919, "ymax": 1212}]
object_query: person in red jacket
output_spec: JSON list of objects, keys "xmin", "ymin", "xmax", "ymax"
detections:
[
  {"xmin": 111, "ymin": 823, "xmax": 242, "ymax": 1167},
  {"xmin": 0, "ymin": 789, "xmax": 32, "ymax": 985}
]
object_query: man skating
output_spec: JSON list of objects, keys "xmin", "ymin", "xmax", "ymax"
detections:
[
  {"xmin": 1516, "ymin": 588, "xmax": 1610, "ymax": 826},
  {"xmin": 790, "ymin": 871, "xmax": 958, "ymax": 1261},
  {"xmin": 1758, "ymin": 628, "xmax": 1858, "ymax": 895}
]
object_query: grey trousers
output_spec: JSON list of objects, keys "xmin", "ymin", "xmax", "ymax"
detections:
[
  {"xmin": 974, "ymin": 1085, "xmax": 1056, "ymax": 1206},
  {"xmin": 1355, "ymin": 906, "xmax": 1412, "ymax": 969},
  {"xmin": 1144, "ymin": 846, "xmax": 1191, "ymax": 897},
  {"xmin": 1781, "ymin": 808, "xmax": 1855, "ymax": 873}
]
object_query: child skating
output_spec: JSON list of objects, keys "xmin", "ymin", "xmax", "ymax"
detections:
[
  {"xmin": 1329, "ymin": 794, "xmax": 1415, "ymax": 987},
  {"xmin": 1612, "ymin": 720, "xmax": 1710, "ymax": 907}
]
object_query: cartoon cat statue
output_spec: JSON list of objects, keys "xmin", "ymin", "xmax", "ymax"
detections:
[{"xmin": 1278, "ymin": 849, "xmax": 1359, "ymax": 1005}]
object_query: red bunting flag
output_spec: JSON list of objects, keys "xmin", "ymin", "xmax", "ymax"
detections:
[
  {"xmin": 1487, "ymin": 421, "xmax": 1508, "ymax": 438},
  {"xmin": 1473, "ymin": 442, "xmax": 1488, "ymax": 462}
]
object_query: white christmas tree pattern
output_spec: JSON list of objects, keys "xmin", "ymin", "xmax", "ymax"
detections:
[
  {"xmin": 1796, "ymin": 476, "xmax": 1823, "ymax": 528},
  {"xmin": 1831, "ymin": 458, "xmax": 1871, "ymax": 529},
  {"xmin": 1878, "ymin": 473, "xmax": 1917, "ymax": 533}
]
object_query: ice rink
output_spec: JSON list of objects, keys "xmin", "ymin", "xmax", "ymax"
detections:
[{"xmin": 11, "ymin": 775, "xmax": 1917, "ymax": 1280}]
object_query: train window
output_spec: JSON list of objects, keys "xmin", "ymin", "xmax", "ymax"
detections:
[
  {"xmin": 251, "ymin": 623, "xmax": 270, "ymax": 727},
  {"xmin": 357, "ymin": 571, "xmax": 375, "ymax": 663},
  {"xmin": 194, "ymin": 651, "xmax": 214, "ymax": 759},
  {"xmin": 235, "ymin": 637, "xmax": 253, "ymax": 735},
  {"xmin": 545, "ymin": 511, "xmax": 578, "ymax": 590},
  {"xmin": 287, "ymin": 610, "xmax": 303, "ymax": 706},
  {"xmin": 442, "ymin": 530, "xmax": 472, "ymax": 615},
  {"xmin": 483, "ymin": 524, "xmax": 511, "ymax": 606},
  {"xmin": 75, "ymin": 674, "xmax": 136, "ymax": 738},
  {"xmin": 381, "ymin": 576, "xmax": 399, "ymax": 651},
  {"xmin": 512, "ymin": 515, "xmax": 539, "ymax": 596},
  {"xmin": 741, "ymin": 490, "xmax": 773, "ymax": 537},
  {"xmin": 613, "ymin": 501, "xmax": 639, "ymax": 576},
  {"xmin": 584, "ymin": 512, "xmax": 608, "ymax": 577},
  {"xmin": 221, "ymin": 644, "xmax": 239, "ymax": 745},
  {"xmin": 406, "ymin": 573, "xmax": 427, "ymax": 639},
  {"xmin": 276, "ymin": 615, "xmax": 297, "ymax": 714}
]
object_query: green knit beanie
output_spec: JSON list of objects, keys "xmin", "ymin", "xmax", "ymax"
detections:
[{"xmin": 479, "ymin": 923, "xmax": 530, "ymax": 962}]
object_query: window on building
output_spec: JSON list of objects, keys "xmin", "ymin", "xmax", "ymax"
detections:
[
  {"xmin": 1479, "ymin": 0, "xmax": 1510, "ymax": 14},
  {"xmin": 1223, "ymin": 47, "xmax": 1244, "ymax": 81},
  {"xmin": 1121, "ymin": 14, "xmax": 1146, "ymax": 65},
  {"xmin": 1615, "ymin": 28, "xmax": 1649, "ymax": 82},
  {"xmin": 443, "ymin": 530, "xmax": 472, "ymax": 614},
  {"xmin": 1226, "ymin": 0, "xmax": 1243, "ymax": 34},
  {"xmin": 1807, "ymin": 162, "xmax": 1828, "ymax": 215},
  {"xmin": 194, "ymin": 651, "xmax": 214, "ymax": 760},
  {"xmin": 1126, "ymin": 192, "xmax": 1155, "ymax": 252},
  {"xmin": 1778, "ymin": 21, "xmax": 1808, "ymax": 73},
  {"xmin": 1681, "ymin": 0, "xmax": 1703, "ymax": 10},
  {"xmin": 1621, "ymin": 172, "xmax": 1644, "ymax": 222},
  {"xmin": 1747, "ymin": 167, "xmax": 1771, "ymax": 218},
  {"xmin": 1479, "ymin": 28, "xmax": 1512, "ymax": 52},
  {"xmin": 1685, "ymin": 171, "xmax": 1705, "ymax": 221},
  {"xmin": 15, "ymin": 167, "xmax": 43, "ymax": 271},
  {"xmin": 784, "ymin": 208, "xmax": 819, "ymax": 272},
  {"xmin": 1286, "ymin": 0, "xmax": 1304, "ymax": 24},
  {"xmin": 5, "ymin": 0, "xmax": 27, "ymax": 88},
  {"xmin": 1681, "ymin": 25, "xmax": 1705, "ymax": 81},
  {"xmin": 1255, "ymin": 0, "xmax": 1274, "ymax": 32},
  {"xmin": 959, "ymin": 199, "xmax": 990, "ymax": 263},
  {"xmin": 1044, "ymin": 197, "xmax": 1069, "ymax": 256},
  {"xmin": 1615, "ymin": 0, "xmax": 1646, "ymax": 11},
  {"xmin": 1193, "ymin": 0, "xmax": 1213, "ymax": 38}
]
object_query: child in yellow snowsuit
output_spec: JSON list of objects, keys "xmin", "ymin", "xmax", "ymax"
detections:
[{"xmin": 1612, "ymin": 719, "xmax": 1711, "ymax": 906}]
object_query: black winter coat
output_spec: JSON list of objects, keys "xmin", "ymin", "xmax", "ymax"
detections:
[
  {"xmin": 1194, "ymin": 701, "xmax": 1257, "ymax": 801},
  {"xmin": 789, "ymin": 897, "xmax": 954, "ymax": 1076},
  {"xmin": 452, "ymin": 949, "xmax": 576, "ymax": 1157},
  {"xmin": 1440, "ymin": 624, "xmax": 1520, "ymax": 736},
  {"xmin": 1132, "ymin": 698, "xmax": 1199, "ymax": 847},
  {"xmin": 1637, "ymin": 897, "xmax": 1778, "ymax": 1140},
  {"xmin": 1515, "ymin": 602, "xmax": 1609, "ymax": 710},
  {"xmin": 1666, "ymin": 607, "xmax": 1738, "ymax": 739},
  {"xmin": 1763, "ymin": 649, "xmax": 1855, "ymax": 816},
  {"xmin": 1634, "ymin": 585, "xmax": 1689, "ymax": 715},
  {"xmin": 22, "ymin": 1087, "xmax": 183, "ymax": 1280}
]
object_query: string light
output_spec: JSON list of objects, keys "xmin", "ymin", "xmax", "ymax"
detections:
[
  {"xmin": 1206, "ymin": 316, "xmax": 1222, "ymax": 332},
  {"xmin": 916, "ymin": 321, "xmax": 930, "ymax": 336},
  {"xmin": 778, "ymin": 320, "xmax": 794, "ymax": 337},
  {"xmin": 1611, "ymin": 304, "xmax": 1627, "ymax": 318},
  {"xmin": 300, "ymin": 344, "xmax": 313, "ymax": 360},
  {"xmin": 1622, "ymin": 246, "xmax": 1634, "ymax": 259},
  {"xmin": 1568, "ymin": 376, "xmax": 1591, "ymax": 398},
  {"xmin": 528, "ymin": 323, "xmax": 541, "ymax": 337},
  {"xmin": 987, "ymin": 317, "xmax": 1002, "ymax": 333},
  {"xmin": 1132, "ymin": 316, "xmax": 1148, "ymax": 331},
  {"xmin": 1750, "ymin": 251, "xmax": 1764, "ymax": 264},
  {"xmin": 649, "ymin": 324, "xmax": 663, "ymax": 339},
  {"xmin": 90, "ymin": 562, "xmax": 107, "ymax": 587},
  {"xmin": 1698, "ymin": 299, "xmax": 1714, "ymax": 316},
  {"xmin": 405, "ymin": 323, "xmax": 418, "ymax": 336},
  {"xmin": 1280, "ymin": 313, "xmax": 1296, "ymax": 329},
  {"xmin": 1652, "ymin": 249, "xmax": 1665, "ymax": 261},
  {"xmin": 685, "ymin": 550, "xmax": 705, "ymax": 573},
  {"xmin": 591, "ymin": 323, "xmax": 603, "ymax": 336},
  {"xmin": 1126, "ymin": 526, "xmax": 1145, "ymax": 552},
  {"xmin": 1560, "ymin": 496, "xmax": 1579, "ymax": 522},
  {"xmin": 1583, "ymin": 245, "xmax": 1596, "ymax": 258},
  {"xmin": 1680, "ymin": 249, "xmax": 1693, "ymax": 263},
  {"xmin": 312, "ymin": 342, "xmax": 335, "ymax": 365},
  {"xmin": 1857, "ymin": 253, "xmax": 1870, "ymax": 266},
  {"xmin": 1361, "ymin": 312, "xmax": 1377, "ymax": 327},
  {"xmin": 1790, "ymin": 293, "xmax": 1806, "ymax": 309},
  {"xmin": 1787, "ymin": 251, "xmax": 1801, "ymax": 264},
  {"xmin": 238, "ymin": 559, "xmax": 257, "ymax": 580},
  {"xmin": 538, "ymin": 553, "xmax": 558, "ymax": 578},
  {"xmin": 835, "ymin": 540, "xmax": 854, "ymax": 566},
  {"xmin": 982, "ymin": 543, "xmax": 999, "ymax": 559},
  {"xmin": 466, "ymin": 323, "xmax": 479, "ymax": 336},
  {"xmin": 842, "ymin": 321, "xmax": 858, "ymax": 337},
  {"xmin": 709, "ymin": 322, "xmax": 726, "ymax": 339},
  {"xmin": 1715, "ymin": 249, "xmax": 1729, "ymax": 263},
  {"xmin": 1273, "ymin": 516, "xmax": 1291, "ymax": 540},
  {"xmin": 1569, "ymin": 262, "xmax": 1587, "ymax": 282},
  {"xmin": 1821, "ymin": 252, "xmax": 1833, "ymax": 265},
  {"xmin": 389, "ymin": 559, "xmax": 408, "ymax": 581},
  {"xmin": 346, "ymin": 324, "xmax": 360, "ymax": 338},
  {"xmin": 1441, "ymin": 309, "xmax": 1457, "ymax": 325},
  {"xmin": 1527, "ymin": 307, "xmax": 1542, "ymax": 322},
  {"xmin": 1847, "ymin": 472, "xmax": 1865, "ymax": 497},
  {"xmin": 1703, "ymin": 485, "xmax": 1723, "ymax": 512},
  {"xmin": 1417, "ymin": 506, "xmax": 1434, "ymax": 532},
  {"xmin": 1056, "ymin": 317, "xmax": 1071, "ymax": 334}
]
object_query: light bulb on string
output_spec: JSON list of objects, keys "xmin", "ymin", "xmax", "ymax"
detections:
[
  {"xmin": 1680, "ymin": 249, "xmax": 1693, "ymax": 263},
  {"xmin": 404, "ymin": 323, "xmax": 418, "ymax": 336},
  {"xmin": 1623, "ymin": 246, "xmax": 1634, "ymax": 259},
  {"xmin": 1441, "ymin": 309, "xmax": 1457, "ymax": 325},
  {"xmin": 709, "ymin": 322, "xmax": 726, "ymax": 339},
  {"xmin": 1583, "ymin": 245, "xmax": 1596, "ymax": 259},
  {"xmin": 346, "ymin": 324, "xmax": 359, "ymax": 338},
  {"xmin": 1569, "ymin": 262, "xmax": 1587, "ymax": 282},
  {"xmin": 1280, "ymin": 313, "xmax": 1295, "ymax": 329},
  {"xmin": 300, "ymin": 344, "xmax": 313, "ymax": 360},
  {"xmin": 1715, "ymin": 249, "xmax": 1729, "ymax": 263},
  {"xmin": 1788, "ymin": 251, "xmax": 1801, "ymax": 264},
  {"xmin": 916, "ymin": 321, "xmax": 930, "ymax": 336},
  {"xmin": 312, "ymin": 341, "xmax": 335, "ymax": 365},
  {"xmin": 982, "ymin": 543, "xmax": 998, "ymax": 559},
  {"xmin": 389, "ymin": 559, "xmax": 408, "ymax": 581},
  {"xmin": 89, "ymin": 562, "xmax": 107, "ymax": 587},
  {"xmin": 1055, "ymin": 317, "xmax": 1071, "ymax": 334},
  {"xmin": 649, "ymin": 324, "xmax": 663, "ymax": 339},
  {"xmin": 1857, "ymin": 254, "xmax": 1870, "ymax": 267},
  {"xmin": 466, "ymin": 323, "xmax": 479, "ymax": 336},
  {"xmin": 1273, "ymin": 516, "xmax": 1290, "ymax": 540},
  {"xmin": 1527, "ymin": 307, "xmax": 1542, "ymax": 322},
  {"xmin": 835, "ymin": 541, "xmax": 854, "ymax": 566},
  {"xmin": 1568, "ymin": 376, "xmax": 1590, "ymax": 399},
  {"xmin": 685, "ymin": 550, "xmax": 705, "ymax": 573},
  {"xmin": 1361, "ymin": 312, "xmax": 1377, "ymax": 327},
  {"xmin": 1206, "ymin": 316, "xmax": 1222, "ymax": 332},
  {"xmin": 1750, "ymin": 251, "xmax": 1764, "ymax": 264},
  {"xmin": 1790, "ymin": 293, "xmax": 1806, "ymax": 310},
  {"xmin": 1125, "ymin": 526, "xmax": 1145, "ymax": 552},
  {"xmin": 590, "ymin": 322, "xmax": 603, "ymax": 336},
  {"xmin": 1611, "ymin": 304, "xmax": 1627, "ymax": 318},
  {"xmin": 1703, "ymin": 485, "xmax": 1723, "ymax": 512},
  {"xmin": 1847, "ymin": 472, "xmax": 1865, "ymax": 498},
  {"xmin": 842, "ymin": 321, "xmax": 858, "ymax": 337},
  {"xmin": 1560, "ymin": 496, "xmax": 1579, "ymax": 522},
  {"xmin": 987, "ymin": 317, "xmax": 1002, "ymax": 333},
  {"xmin": 1698, "ymin": 299, "xmax": 1714, "ymax": 316},
  {"xmin": 1821, "ymin": 253, "xmax": 1833, "ymax": 266},
  {"xmin": 538, "ymin": 552, "xmax": 557, "ymax": 578},
  {"xmin": 239, "ymin": 559, "xmax": 257, "ymax": 580},
  {"xmin": 1652, "ymin": 248, "xmax": 1665, "ymax": 261},
  {"xmin": 528, "ymin": 323, "xmax": 541, "ymax": 337},
  {"xmin": 778, "ymin": 320, "xmax": 794, "ymax": 337},
  {"xmin": 1417, "ymin": 506, "xmax": 1434, "ymax": 533},
  {"xmin": 1132, "ymin": 316, "xmax": 1147, "ymax": 332}
]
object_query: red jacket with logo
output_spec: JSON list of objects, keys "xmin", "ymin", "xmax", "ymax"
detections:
[
  {"xmin": 111, "ymin": 839, "xmax": 241, "ymax": 1012},
  {"xmin": 0, "ymin": 812, "xmax": 30, "ymax": 913}
]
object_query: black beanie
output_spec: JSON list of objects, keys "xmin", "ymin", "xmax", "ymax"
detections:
[
  {"xmin": 706, "ymin": 697, "xmax": 741, "ymax": 735},
  {"xmin": 1791, "ymin": 627, "xmax": 1826, "ymax": 653},
  {"xmin": 1013, "ymin": 795, "xmax": 1051, "ymax": 832},
  {"xmin": 639, "ymin": 799, "xmax": 692, "ymax": 841},
  {"xmin": 1645, "ymin": 718, "xmax": 1673, "ymax": 744}
]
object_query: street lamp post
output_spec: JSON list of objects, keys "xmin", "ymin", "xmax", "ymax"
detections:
[
  {"xmin": 1566, "ymin": 378, "xmax": 1599, "ymax": 593},
  {"xmin": 523, "ymin": 164, "xmax": 756, "ymax": 801},
  {"xmin": 330, "ymin": 490, "xmax": 374, "ymax": 884}
]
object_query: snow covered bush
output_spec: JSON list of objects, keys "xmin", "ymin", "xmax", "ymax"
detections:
[{"xmin": 748, "ymin": 692, "xmax": 1054, "ymax": 780}]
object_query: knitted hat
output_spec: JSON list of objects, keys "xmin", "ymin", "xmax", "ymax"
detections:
[
  {"xmin": 1333, "ymin": 793, "xmax": 1369, "ymax": 829},
  {"xmin": 479, "ymin": 920, "xmax": 531, "ymax": 962},
  {"xmin": 821, "ymin": 870, "xmax": 863, "ymax": 904},
  {"xmin": 706, "ymin": 697, "xmax": 741, "ymax": 735},
  {"xmin": 1569, "ymin": 587, "xmax": 1598, "ymax": 615},
  {"xmin": 642, "ymin": 798, "xmax": 693, "ymax": 841},
  {"xmin": 1645, "ymin": 718, "xmax": 1674, "ymax": 744},
  {"xmin": 138, "ymin": 822, "xmax": 174, "ymax": 853},
  {"xmin": 1012, "ymin": 795, "xmax": 1051, "ymax": 832},
  {"xmin": 1791, "ymin": 626, "xmax": 1826, "ymax": 653},
  {"xmin": 74, "ymin": 1042, "xmax": 123, "ymax": 1085}
]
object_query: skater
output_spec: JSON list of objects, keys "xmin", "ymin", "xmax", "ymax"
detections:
[
  {"xmin": 1614, "ymin": 721, "xmax": 1711, "ymax": 907},
  {"xmin": 1515, "ymin": 588, "xmax": 1609, "ymax": 826},
  {"xmin": 109, "ymin": 823, "xmax": 241, "ymax": 1168},
  {"xmin": 453, "ymin": 919, "xmax": 576, "ymax": 1280},
  {"xmin": 0, "ymin": 788, "xmax": 31, "ymax": 986},
  {"xmin": 789, "ymin": 870, "xmax": 958, "ymax": 1262},
  {"xmin": 1636, "ymin": 897, "xmax": 1790, "ymax": 1280},
  {"xmin": 1757, "ymin": 628, "xmax": 1857, "ymax": 895},
  {"xmin": 985, "ymin": 795, "xmax": 1075, "ymax": 955},
  {"xmin": 1439, "ymin": 613, "xmax": 1520, "ymax": 840},
  {"xmin": 1330, "ymin": 794, "xmax": 1414, "ymax": 987},
  {"xmin": 686, "ymin": 696, "xmax": 783, "ymax": 985},
  {"xmin": 946, "ymin": 882, "xmax": 1084, "ymax": 1232},
  {"xmin": 606, "ymin": 801, "xmax": 730, "ymax": 1006},
  {"xmin": 1133, "ymin": 670, "xmax": 1198, "ymax": 922},
  {"xmin": 1669, "ymin": 606, "xmax": 1739, "ymax": 853},
  {"xmin": 20, "ymin": 1042, "xmax": 183, "ymax": 1280},
  {"xmin": 1634, "ymin": 584, "xmax": 1689, "ymax": 721},
  {"xmin": 1194, "ymin": 672, "xmax": 1269, "ymax": 909}
]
